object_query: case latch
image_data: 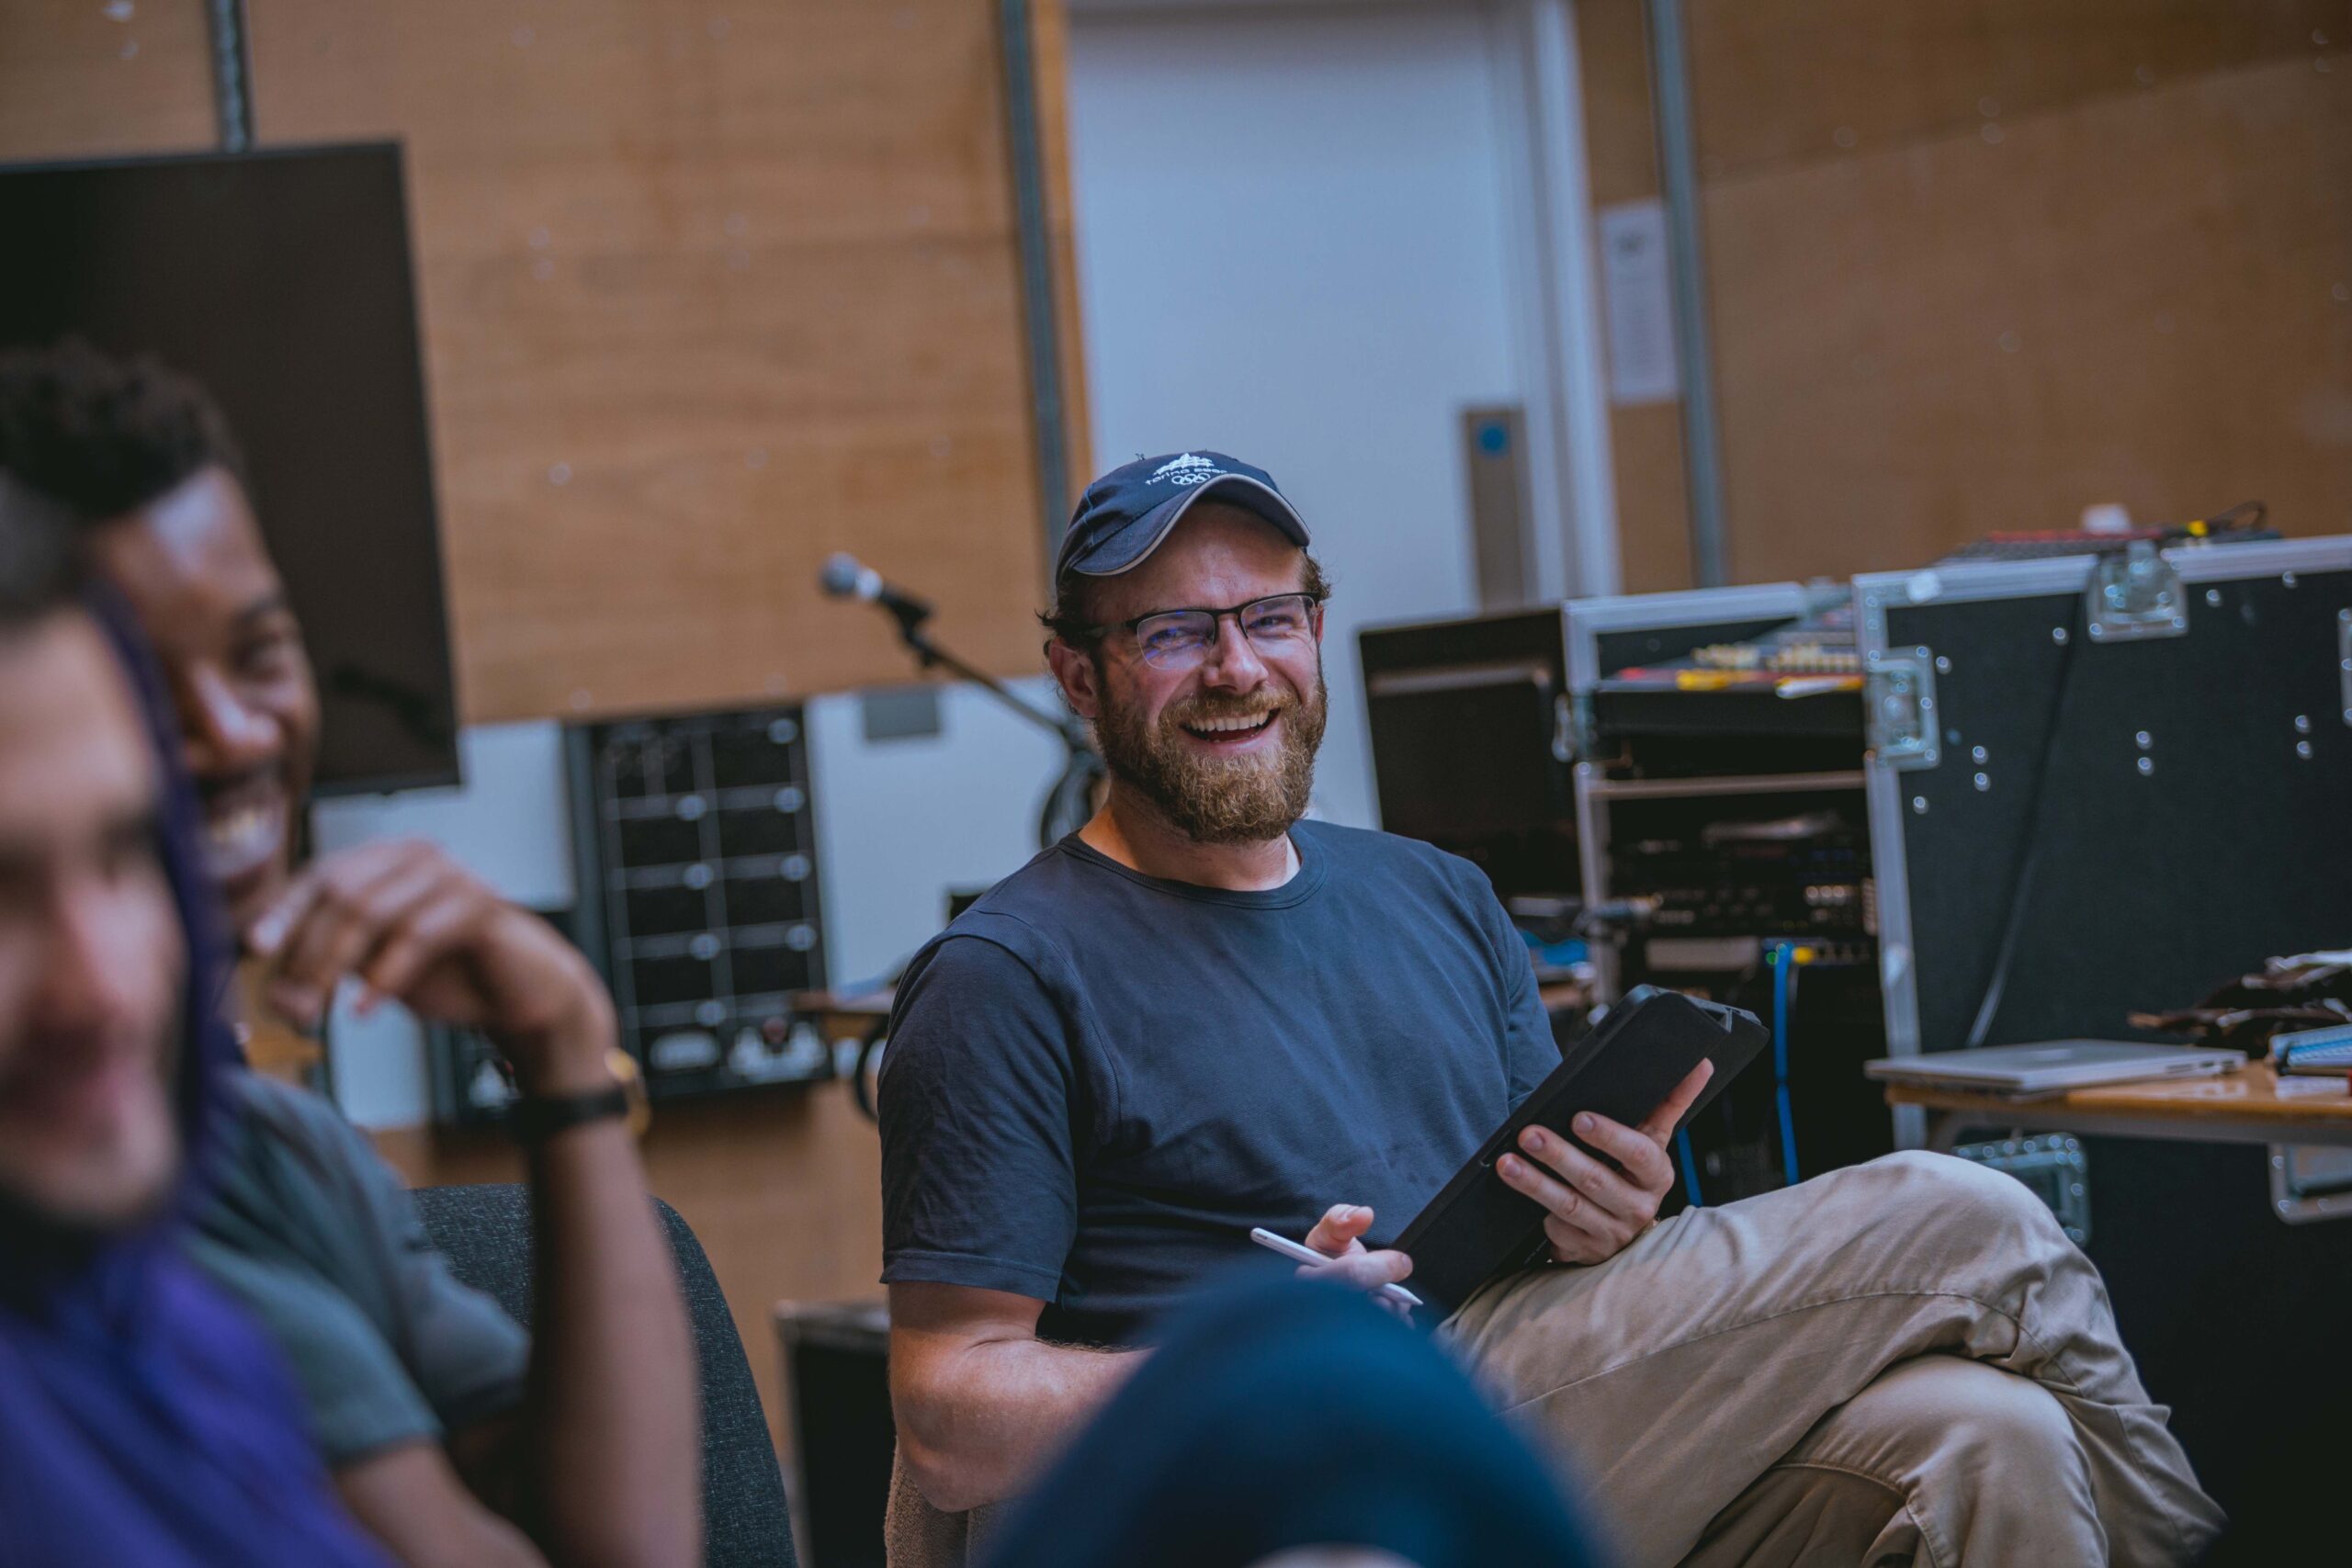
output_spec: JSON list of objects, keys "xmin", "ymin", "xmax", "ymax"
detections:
[
  {"xmin": 1569, "ymin": 692, "xmax": 1599, "ymax": 762},
  {"xmin": 1865, "ymin": 649, "xmax": 1940, "ymax": 771},
  {"xmin": 2338, "ymin": 608, "xmax": 2350, "ymax": 728},
  {"xmin": 2085, "ymin": 541, "xmax": 2188, "ymax": 643}
]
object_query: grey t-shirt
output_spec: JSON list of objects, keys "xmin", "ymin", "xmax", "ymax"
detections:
[
  {"xmin": 877, "ymin": 820, "xmax": 1560, "ymax": 1346},
  {"xmin": 187, "ymin": 1070, "xmax": 529, "ymax": 1465}
]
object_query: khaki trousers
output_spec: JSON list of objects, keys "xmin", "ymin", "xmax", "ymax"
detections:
[{"xmin": 1444, "ymin": 1151, "xmax": 2225, "ymax": 1567}]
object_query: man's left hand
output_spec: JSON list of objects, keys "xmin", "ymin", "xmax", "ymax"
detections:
[{"xmin": 1496, "ymin": 1060, "xmax": 1713, "ymax": 1265}]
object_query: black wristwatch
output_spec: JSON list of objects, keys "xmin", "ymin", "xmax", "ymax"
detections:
[
  {"xmin": 504, "ymin": 1048, "xmax": 648, "ymax": 1144},
  {"xmin": 508, "ymin": 1082, "xmax": 633, "ymax": 1143}
]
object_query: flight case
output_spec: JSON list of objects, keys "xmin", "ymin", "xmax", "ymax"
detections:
[{"xmin": 1854, "ymin": 535, "xmax": 2352, "ymax": 1546}]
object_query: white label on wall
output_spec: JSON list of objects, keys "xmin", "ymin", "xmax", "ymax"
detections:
[{"xmin": 1597, "ymin": 199, "xmax": 1680, "ymax": 406}]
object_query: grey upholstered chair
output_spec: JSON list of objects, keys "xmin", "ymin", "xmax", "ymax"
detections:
[{"xmin": 413, "ymin": 1183, "xmax": 798, "ymax": 1568}]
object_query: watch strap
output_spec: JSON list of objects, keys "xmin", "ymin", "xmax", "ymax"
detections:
[{"xmin": 509, "ymin": 1082, "xmax": 633, "ymax": 1143}]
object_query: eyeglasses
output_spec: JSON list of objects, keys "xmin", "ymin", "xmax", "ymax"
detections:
[{"xmin": 1090, "ymin": 592, "xmax": 1326, "ymax": 671}]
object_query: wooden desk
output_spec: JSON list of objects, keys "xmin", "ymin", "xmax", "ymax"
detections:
[{"xmin": 1886, "ymin": 1063, "xmax": 2352, "ymax": 1154}]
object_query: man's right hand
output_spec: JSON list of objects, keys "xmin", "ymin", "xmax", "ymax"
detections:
[{"xmin": 1297, "ymin": 1203, "xmax": 1415, "ymax": 1315}]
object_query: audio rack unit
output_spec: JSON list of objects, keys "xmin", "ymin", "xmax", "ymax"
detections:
[{"xmin": 564, "ymin": 705, "xmax": 831, "ymax": 1100}]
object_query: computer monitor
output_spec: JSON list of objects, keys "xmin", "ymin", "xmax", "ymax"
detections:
[
  {"xmin": 0, "ymin": 142, "xmax": 458, "ymax": 795},
  {"xmin": 1358, "ymin": 607, "xmax": 1578, "ymax": 897}
]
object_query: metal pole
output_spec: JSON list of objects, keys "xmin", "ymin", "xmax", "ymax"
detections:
[
  {"xmin": 205, "ymin": 0, "xmax": 255, "ymax": 152},
  {"xmin": 1645, "ymin": 0, "xmax": 1730, "ymax": 587},
  {"xmin": 997, "ymin": 0, "xmax": 1075, "ymax": 562}
]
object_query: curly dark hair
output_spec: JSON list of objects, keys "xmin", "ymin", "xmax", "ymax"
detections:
[
  {"xmin": 0, "ymin": 339, "xmax": 243, "ymax": 525},
  {"xmin": 1039, "ymin": 549, "xmax": 1332, "ymax": 653}
]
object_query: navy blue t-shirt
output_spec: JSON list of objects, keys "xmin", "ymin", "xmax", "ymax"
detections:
[{"xmin": 877, "ymin": 819, "xmax": 1559, "ymax": 1346}]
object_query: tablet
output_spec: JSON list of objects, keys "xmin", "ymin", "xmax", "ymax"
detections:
[{"xmin": 1393, "ymin": 987, "xmax": 1769, "ymax": 1318}]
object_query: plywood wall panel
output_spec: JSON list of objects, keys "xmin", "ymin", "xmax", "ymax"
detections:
[
  {"xmin": 0, "ymin": 0, "xmax": 216, "ymax": 161},
  {"xmin": 1574, "ymin": 2, "xmax": 2350, "ymax": 590},
  {"xmin": 1029, "ymin": 0, "xmax": 1097, "ymax": 522},
  {"xmin": 1576, "ymin": 0, "xmax": 1664, "ymax": 209},
  {"xmin": 239, "ymin": 0, "xmax": 1065, "ymax": 722},
  {"xmin": 1611, "ymin": 406, "xmax": 1697, "ymax": 592},
  {"xmin": 1687, "ymin": 0, "xmax": 2351, "ymax": 181},
  {"xmin": 1577, "ymin": 0, "xmax": 1699, "ymax": 592},
  {"xmin": 1705, "ymin": 51, "xmax": 2352, "ymax": 583}
]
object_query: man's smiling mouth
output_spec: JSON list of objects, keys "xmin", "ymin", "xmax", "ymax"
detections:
[
  {"xmin": 198, "ymin": 769, "xmax": 288, "ymax": 886},
  {"xmin": 1181, "ymin": 711, "xmax": 1276, "ymax": 742}
]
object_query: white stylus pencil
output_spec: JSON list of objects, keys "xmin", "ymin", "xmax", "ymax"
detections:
[{"xmin": 1250, "ymin": 1226, "xmax": 1426, "ymax": 1310}]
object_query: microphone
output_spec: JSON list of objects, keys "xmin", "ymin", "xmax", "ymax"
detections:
[
  {"xmin": 820, "ymin": 552, "xmax": 933, "ymax": 628},
  {"xmin": 820, "ymin": 554, "xmax": 1100, "ymax": 847}
]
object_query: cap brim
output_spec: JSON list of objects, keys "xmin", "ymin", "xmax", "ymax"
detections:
[{"xmin": 1064, "ymin": 475, "xmax": 1311, "ymax": 577}]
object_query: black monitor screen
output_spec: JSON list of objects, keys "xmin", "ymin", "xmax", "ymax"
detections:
[{"xmin": 0, "ymin": 142, "xmax": 458, "ymax": 795}]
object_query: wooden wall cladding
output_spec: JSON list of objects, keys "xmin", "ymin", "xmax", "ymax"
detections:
[
  {"xmin": 1575, "ymin": 0, "xmax": 1696, "ymax": 594},
  {"xmin": 247, "ymin": 0, "xmax": 1080, "ymax": 720},
  {"xmin": 0, "ymin": 0, "xmax": 216, "ymax": 161},
  {"xmin": 1027, "ymin": 0, "xmax": 1094, "ymax": 546},
  {"xmin": 1577, "ymin": 0, "xmax": 2352, "ymax": 588},
  {"xmin": 1705, "ymin": 45, "xmax": 2352, "ymax": 581},
  {"xmin": 1687, "ymin": 0, "xmax": 2352, "ymax": 181},
  {"xmin": 0, "ymin": 2, "xmax": 1082, "ymax": 722}
]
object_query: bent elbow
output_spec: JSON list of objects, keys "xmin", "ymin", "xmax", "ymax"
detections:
[
  {"xmin": 895, "ymin": 1419, "xmax": 994, "ymax": 1517},
  {"xmin": 890, "ymin": 1372, "xmax": 1007, "ymax": 1517}
]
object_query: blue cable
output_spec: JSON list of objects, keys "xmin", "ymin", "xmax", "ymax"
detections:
[
  {"xmin": 1675, "ymin": 1126, "xmax": 1702, "ymax": 1208},
  {"xmin": 1770, "ymin": 942, "xmax": 1801, "ymax": 1187}
]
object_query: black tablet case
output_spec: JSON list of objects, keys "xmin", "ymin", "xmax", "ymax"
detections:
[{"xmin": 1394, "ymin": 987, "xmax": 1769, "ymax": 1317}]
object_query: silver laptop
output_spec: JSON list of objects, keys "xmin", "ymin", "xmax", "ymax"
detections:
[{"xmin": 1864, "ymin": 1041, "xmax": 2245, "ymax": 1095}]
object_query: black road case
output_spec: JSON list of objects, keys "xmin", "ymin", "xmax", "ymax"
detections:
[{"xmin": 1857, "ymin": 536, "xmax": 2352, "ymax": 1550}]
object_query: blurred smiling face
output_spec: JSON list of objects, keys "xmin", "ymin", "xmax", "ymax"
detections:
[
  {"xmin": 86, "ymin": 467, "xmax": 320, "ymax": 936},
  {"xmin": 0, "ymin": 609, "xmax": 185, "ymax": 1232}
]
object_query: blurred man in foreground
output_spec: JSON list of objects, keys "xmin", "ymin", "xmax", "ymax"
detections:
[
  {"xmin": 0, "ymin": 480, "xmax": 390, "ymax": 1565},
  {"xmin": 975, "ymin": 1274, "xmax": 1607, "ymax": 1568},
  {"xmin": 0, "ymin": 342, "xmax": 698, "ymax": 1568}
]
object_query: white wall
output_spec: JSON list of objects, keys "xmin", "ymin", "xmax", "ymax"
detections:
[
  {"xmin": 804, "ymin": 679, "xmax": 1071, "ymax": 986},
  {"xmin": 1067, "ymin": 0, "xmax": 1526, "ymax": 828}
]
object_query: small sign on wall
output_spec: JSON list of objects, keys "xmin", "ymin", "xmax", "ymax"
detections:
[{"xmin": 1598, "ymin": 198, "xmax": 1681, "ymax": 406}]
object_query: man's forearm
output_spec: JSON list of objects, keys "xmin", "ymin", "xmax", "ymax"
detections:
[
  {"xmin": 520, "ymin": 1098, "xmax": 699, "ymax": 1566},
  {"xmin": 895, "ymin": 1333, "xmax": 1142, "ymax": 1514}
]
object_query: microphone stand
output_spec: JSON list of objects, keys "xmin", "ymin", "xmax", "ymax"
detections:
[{"xmin": 872, "ymin": 597, "xmax": 1104, "ymax": 848}]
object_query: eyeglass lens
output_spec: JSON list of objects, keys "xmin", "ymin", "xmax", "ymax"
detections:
[{"xmin": 1135, "ymin": 595, "xmax": 1317, "ymax": 669}]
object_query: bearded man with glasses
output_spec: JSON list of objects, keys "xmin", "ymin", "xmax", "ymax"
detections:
[{"xmin": 876, "ymin": 452, "xmax": 2219, "ymax": 1567}]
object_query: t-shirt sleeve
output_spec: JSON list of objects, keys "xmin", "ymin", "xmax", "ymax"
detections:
[
  {"xmin": 878, "ymin": 931, "xmax": 1080, "ymax": 1301},
  {"xmin": 1472, "ymin": 879, "xmax": 1560, "ymax": 1111},
  {"xmin": 189, "ymin": 1216, "xmax": 448, "ymax": 1465},
  {"xmin": 243, "ymin": 1078, "xmax": 529, "ymax": 1458},
  {"xmin": 357, "ymin": 1149, "xmax": 532, "ymax": 1440}
]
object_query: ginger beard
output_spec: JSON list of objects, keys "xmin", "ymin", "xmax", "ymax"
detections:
[{"xmin": 1091, "ymin": 653, "xmax": 1329, "ymax": 845}]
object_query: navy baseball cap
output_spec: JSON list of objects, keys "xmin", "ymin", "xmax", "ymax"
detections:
[{"xmin": 1055, "ymin": 451, "xmax": 1310, "ymax": 579}]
